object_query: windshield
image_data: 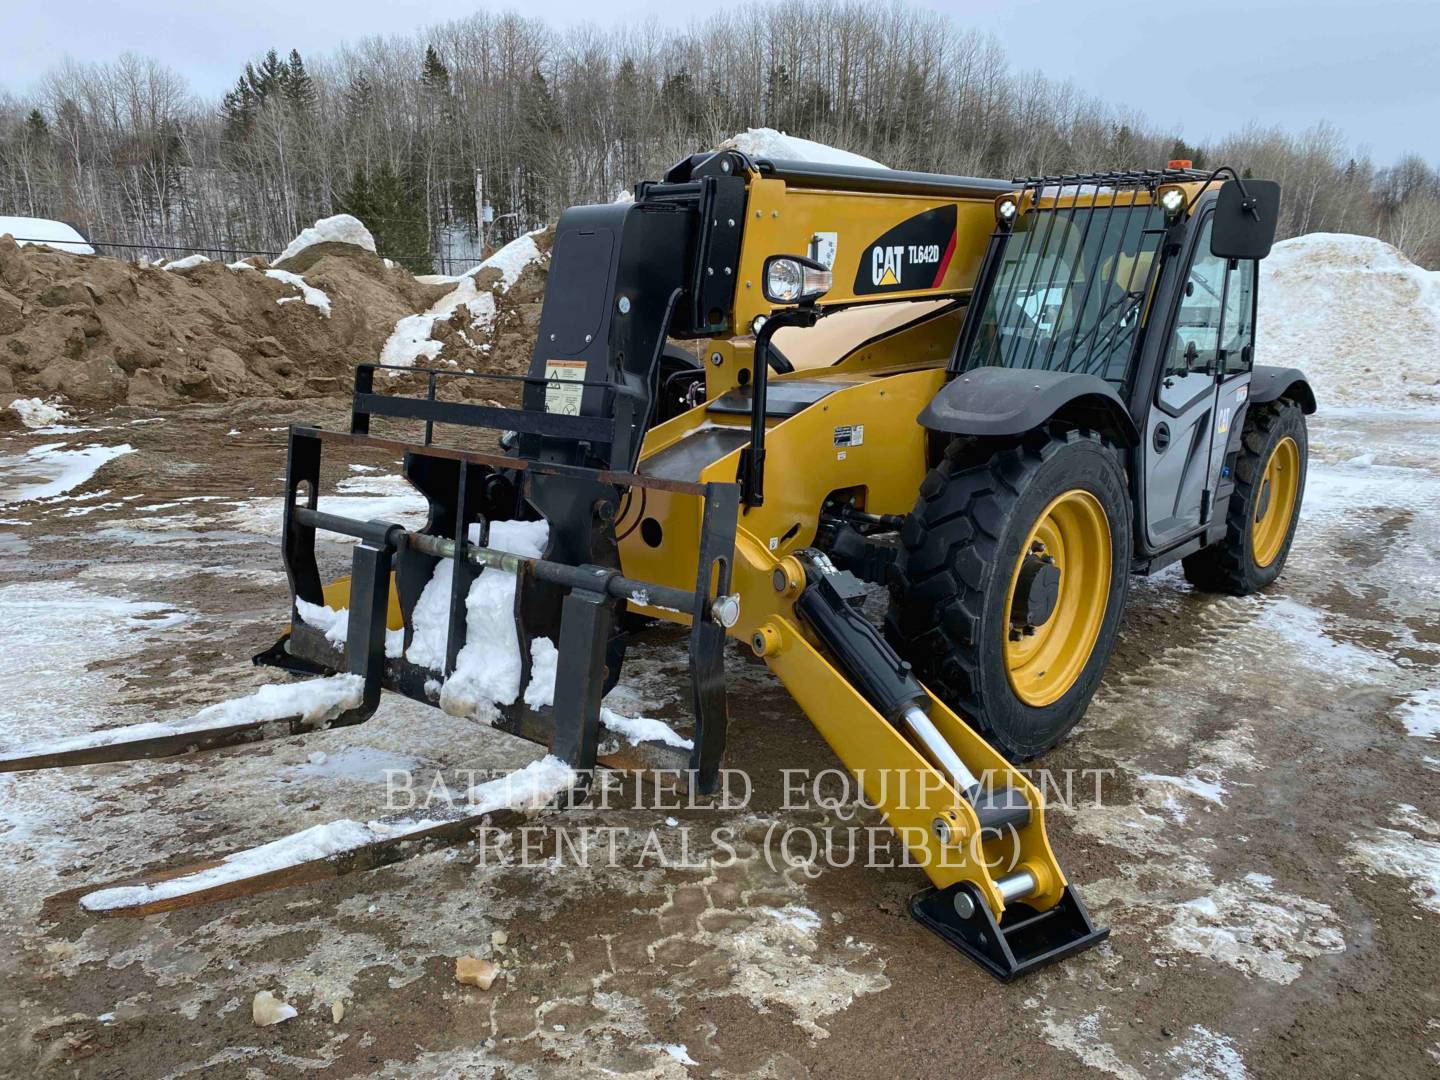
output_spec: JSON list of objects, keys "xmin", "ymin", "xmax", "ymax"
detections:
[{"xmin": 959, "ymin": 198, "xmax": 1165, "ymax": 386}]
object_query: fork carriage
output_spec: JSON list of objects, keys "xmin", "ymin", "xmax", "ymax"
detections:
[{"xmin": 261, "ymin": 362, "xmax": 742, "ymax": 791}]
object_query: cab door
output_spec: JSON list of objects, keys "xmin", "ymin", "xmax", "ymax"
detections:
[{"xmin": 1143, "ymin": 214, "xmax": 1248, "ymax": 547}]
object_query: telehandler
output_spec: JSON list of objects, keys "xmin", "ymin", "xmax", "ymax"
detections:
[{"xmin": 2, "ymin": 151, "xmax": 1312, "ymax": 980}]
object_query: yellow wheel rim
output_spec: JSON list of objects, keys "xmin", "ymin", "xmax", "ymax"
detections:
[
  {"xmin": 1251, "ymin": 436, "xmax": 1300, "ymax": 568},
  {"xmin": 1004, "ymin": 489, "xmax": 1112, "ymax": 707}
]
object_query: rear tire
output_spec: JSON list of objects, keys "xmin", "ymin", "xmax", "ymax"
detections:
[
  {"xmin": 885, "ymin": 427, "xmax": 1132, "ymax": 760},
  {"xmin": 1182, "ymin": 399, "xmax": 1307, "ymax": 595}
]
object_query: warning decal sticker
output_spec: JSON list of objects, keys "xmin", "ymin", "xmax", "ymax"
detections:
[
  {"xmin": 853, "ymin": 204, "xmax": 958, "ymax": 296},
  {"xmin": 543, "ymin": 359, "xmax": 587, "ymax": 415}
]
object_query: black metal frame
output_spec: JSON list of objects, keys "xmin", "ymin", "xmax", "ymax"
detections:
[{"xmin": 261, "ymin": 365, "xmax": 740, "ymax": 793}]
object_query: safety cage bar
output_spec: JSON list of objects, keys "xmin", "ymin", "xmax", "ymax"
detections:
[{"xmin": 948, "ymin": 172, "xmax": 1175, "ymax": 386}]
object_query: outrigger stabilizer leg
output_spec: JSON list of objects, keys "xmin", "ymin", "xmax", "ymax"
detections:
[{"xmin": 780, "ymin": 551, "xmax": 1108, "ymax": 980}]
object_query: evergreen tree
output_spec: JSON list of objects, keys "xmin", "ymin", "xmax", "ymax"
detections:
[
  {"xmin": 421, "ymin": 46, "xmax": 451, "ymax": 95},
  {"xmin": 284, "ymin": 50, "xmax": 317, "ymax": 114},
  {"xmin": 339, "ymin": 164, "xmax": 432, "ymax": 274}
]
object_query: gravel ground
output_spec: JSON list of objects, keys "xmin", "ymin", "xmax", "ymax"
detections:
[{"xmin": 0, "ymin": 400, "xmax": 1436, "ymax": 1078}]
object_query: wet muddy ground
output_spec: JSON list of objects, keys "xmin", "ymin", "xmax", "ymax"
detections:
[{"xmin": 0, "ymin": 400, "xmax": 1437, "ymax": 1078}]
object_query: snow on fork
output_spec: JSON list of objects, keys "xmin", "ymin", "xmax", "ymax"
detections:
[
  {"xmin": 79, "ymin": 756, "xmax": 577, "ymax": 914},
  {"xmin": 0, "ymin": 675, "xmax": 366, "ymax": 771}
]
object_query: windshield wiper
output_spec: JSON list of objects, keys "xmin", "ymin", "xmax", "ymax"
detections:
[{"xmin": 1063, "ymin": 289, "xmax": 1141, "ymax": 371}]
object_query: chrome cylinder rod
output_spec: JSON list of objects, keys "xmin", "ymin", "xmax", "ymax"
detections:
[{"xmin": 899, "ymin": 704, "xmax": 981, "ymax": 801}]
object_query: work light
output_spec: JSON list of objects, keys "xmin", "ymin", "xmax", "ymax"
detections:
[
  {"xmin": 1160, "ymin": 187, "xmax": 1186, "ymax": 218},
  {"xmin": 762, "ymin": 255, "xmax": 832, "ymax": 305}
]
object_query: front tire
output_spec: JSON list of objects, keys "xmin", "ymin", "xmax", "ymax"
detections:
[
  {"xmin": 885, "ymin": 428, "xmax": 1132, "ymax": 760},
  {"xmin": 1182, "ymin": 399, "xmax": 1307, "ymax": 595}
]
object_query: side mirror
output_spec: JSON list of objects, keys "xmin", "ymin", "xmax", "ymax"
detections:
[
  {"xmin": 1211, "ymin": 178, "xmax": 1281, "ymax": 260},
  {"xmin": 762, "ymin": 254, "xmax": 832, "ymax": 307}
]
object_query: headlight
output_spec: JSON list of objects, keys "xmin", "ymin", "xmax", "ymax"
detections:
[{"xmin": 762, "ymin": 255, "xmax": 832, "ymax": 305}]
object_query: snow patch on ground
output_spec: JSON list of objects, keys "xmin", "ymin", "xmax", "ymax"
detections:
[
  {"xmin": 1261, "ymin": 233, "xmax": 1440, "ymax": 409},
  {"xmin": 1251, "ymin": 597, "xmax": 1390, "ymax": 680},
  {"xmin": 289, "ymin": 746, "xmax": 422, "ymax": 784},
  {"xmin": 0, "ymin": 215, "xmax": 94, "ymax": 254},
  {"xmin": 0, "ymin": 582, "xmax": 189, "ymax": 743},
  {"xmin": 225, "ymin": 473, "xmax": 429, "ymax": 538},
  {"xmin": 379, "ymin": 312, "xmax": 445, "ymax": 367},
  {"xmin": 1163, "ymin": 875, "xmax": 1345, "ymax": 983},
  {"xmin": 1168, "ymin": 1025, "xmax": 1250, "ymax": 1079},
  {"xmin": 687, "ymin": 888, "xmax": 886, "ymax": 1038},
  {"xmin": 1398, "ymin": 687, "xmax": 1440, "ymax": 738},
  {"xmin": 598, "ymin": 709, "xmax": 693, "ymax": 752},
  {"xmin": 160, "ymin": 253, "xmax": 210, "ymax": 271},
  {"xmin": 8, "ymin": 397, "xmax": 69, "ymax": 428},
  {"xmin": 1038, "ymin": 1009, "xmax": 1146, "ymax": 1080},
  {"xmin": 78, "ymin": 754, "xmax": 574, "ymax": 912},
  {"xmin": 1301, "ymin": 461, "xmax": 1436, "ymax": 521},
  {"xmin": 0, "ymin": 441, "xmax": 134, "ymax": 503},
  {"xmin": 265, "ymin": 268, "xmax": 332, "ymax": 316},
  {"xmin": 1348, "ymin": 806, "xmax": 1440, "ymax": 913},
  {"xmin": 721, "ymin": 128, "xmax": 887, "ymax": 169},
  {"xmin": 276, "ymin": 213, "xmax": 375, "ymax": 264}
]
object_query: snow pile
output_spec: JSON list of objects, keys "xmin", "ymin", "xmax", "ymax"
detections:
[
  {"xmin": 0, "ymin": 215, "xmax": 94, "ymax": 254},
  {"xmin": 379, "ymin": 312, "xmax": 446, "ymax": 367},
  {"xmin": 7, "ymin": 397, "xmax": 69, "ymax": 429},
  {"xmin": 2, "ymin": 674, "xmax": 364, "ymax": 760},
  {"xmin": 160, "ymin": 254, "xmax": 210, "ymax": 271},
  {"xmin": 721, "ymin": 128, "xmax": 887, "ymax": 169},
  {"xmin": 0, "ymin": 441, "xmax": 134, "ymax": 504},
  {"xmin": 264, "ymin": 268, "xmax": 332, "ymax": 316},
  {"xmin": 378, "ymin": 230, "xmax": 543, "ymax": 368},
  {"xmin": 1260, "ymin": 233, "xmax": 1440, "ymax": 408},
  {"xmin": 78, "ymin": 754, "xmax": 575, "ymax": 912},
  {"xmin": 523, "ymin": 637, "xmax": 694, "ymax": 750},
  {"xmin": 275, "ymin": 213, "xmax": 376, "ymax": 265},
  {"xmin": 295, "ymin": 598, "xmax": 404, "ymax": 658},
  {"xmin": 429, "ymin": 519, "xmax": 549, "ymax": 720}
]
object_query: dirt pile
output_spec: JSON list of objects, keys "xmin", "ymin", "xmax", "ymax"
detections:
[{"xmin": 0, "ymin": 232, "xmax": 448, "ymax": 414}]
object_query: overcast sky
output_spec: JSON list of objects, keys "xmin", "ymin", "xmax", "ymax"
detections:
[{"xmin": 3, "ymin": 0, "xmax": 1436, "ymax": 165}]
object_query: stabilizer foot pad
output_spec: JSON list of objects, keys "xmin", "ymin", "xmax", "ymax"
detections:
[{"xmin": 909, "ymin": 882, "xmax": 1108, "ymax": 982}]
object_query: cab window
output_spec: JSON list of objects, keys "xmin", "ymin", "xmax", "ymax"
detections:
[{"xmin": 1220, "ymin": 258, "xmax": 1256, "ymax": 375}]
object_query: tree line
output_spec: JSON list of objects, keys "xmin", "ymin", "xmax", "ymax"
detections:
[{"xmin": 1, "ymin": 1, "xmax": 1436, "ymax": 273}]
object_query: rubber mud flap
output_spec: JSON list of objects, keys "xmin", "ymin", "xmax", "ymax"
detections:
[{"xmin": 909, "ymin": 882, "xmax": 1109, "ymax": 982}]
